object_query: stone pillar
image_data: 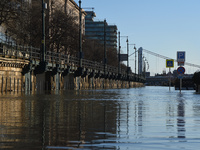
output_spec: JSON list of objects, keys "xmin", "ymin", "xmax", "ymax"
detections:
[
  {"xmin": 89, "ymin": 77, "xmax": 94, "ymax": 89},
  {"xmin": 76, "ymin": 76, "xmax": 81, "ymax": 90},
  {"xmin": 0, "ymin": 76, "xmax": 4, "ymax": 92},
  {"xmin": 36, "ymin": 73, "xmax": 45, "ymax": 92},
  {"xmin": 63, "ymin": 73, "xmax": 75, "ymax": 90},
  {"xmin": 0, "ymin": 66, "xmax": 23, "ymax": 92},
  {"xmin": 31, "ymin": 72, "xmax": 36, "ymax": 92},
  {"xmin": 25, "ymin": 71, "xmax": 31, "ymax": 92},
  {"xmin": 55, "ymin": 72, "xmax": 60, "ymax": 90}
]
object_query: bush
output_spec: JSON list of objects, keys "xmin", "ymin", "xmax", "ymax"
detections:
[{"xmin": 192, "ymin": 71, "xmax": 200, "ymax": 85}]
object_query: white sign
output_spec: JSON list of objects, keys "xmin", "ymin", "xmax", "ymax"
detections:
[
  {"xmin": 178, "ymin": 62, "xmax": 185, "ymax": 66},
  {"xmin": 177, "ymin": 51, "xmax": 185, "ymax": 62}
]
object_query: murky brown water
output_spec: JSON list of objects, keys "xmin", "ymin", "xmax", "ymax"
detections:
[{"xmin": 0, "ymin": 86, "xmax": 200, "ymax": 150}]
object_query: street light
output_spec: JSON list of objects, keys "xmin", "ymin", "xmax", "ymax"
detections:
[
  {"xmin": 134, "ymin": 45, "xmax": 137, "ymax": 75},
  {"xmin": 120, "ymin": 36, "xmax": 132, "ymax": 80},
  {"xmin": 126, "ymin": 37, "xmax": 129, "ymax": 80},
  {"xmin": 41, "ymin": 0, "xmax": 47, "ymax": 62},
  {"xmin": 79, "ymin": 0, "xmax": 83, "ymax": 68},
  {"xmin": 104, "ymin": 19, "xmax": 107, "ymax": 77},
  {"xmin": 129, "ymin": 46, "xmax": 138, "ymax": 75},
  {"xmin": 118, "ymin": 31, "xmax": 128, "ymax": 76},
  {"xmin": 118, "ymin": 32, "xmax": 121, "ymax": 75}
]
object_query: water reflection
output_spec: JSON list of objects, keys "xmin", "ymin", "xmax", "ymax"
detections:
[
  {"xmin": 0, "ymin": 87, "xmax": 200, "ymax": 150},
  {"xmin": 0, "ymin": 94, "xmax": 45, "ymax": 149},
  {"xmin": 0, "ymin": 90, "xmax": 121, "ymax": 149},
  {"xmin": 176, "ymin": 94, "xmax": 186, "ymax": 140}
]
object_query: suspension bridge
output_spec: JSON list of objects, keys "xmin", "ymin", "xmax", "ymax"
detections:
[{"xmin": 129, "ymin": 47, "xmax": 200, "ymax": 76}]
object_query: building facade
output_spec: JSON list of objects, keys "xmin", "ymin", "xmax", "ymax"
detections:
[
  {"xmin": 0, "ymin": 0, "xmax": 86, "ymax": 44},
  {"xmin": 85, "ymin": 11, "xmax": 118, "ymax": 49},
  {"xmin": 45, "ymin": 0, "xmax": 86, "ymax": 34}
]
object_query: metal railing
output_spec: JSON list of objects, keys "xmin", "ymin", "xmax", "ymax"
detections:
[
  {"xmin": 0, "ymin": 42, "xmax": 145, "ymax": 81},
  {"xmin": 0, "ymin": 42, "xmax": 40, "ymax": 60}
]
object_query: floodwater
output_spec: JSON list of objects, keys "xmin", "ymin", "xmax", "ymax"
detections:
[{"xmin": 0, "ymin": 86, "xmax": 200, "ymax": 150}]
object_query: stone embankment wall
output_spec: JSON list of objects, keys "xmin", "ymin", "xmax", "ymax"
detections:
[
  {"xmin": 73, "ymin": 76, "xmax": 144, "ymax": 90},
  {"xmin": 36, "ymin": 73, "xmax": 144, "ymax": 92},
  {"xmin": 0, "ymin": 67, "xmax": 23, "ymax": 92},
  {"xmin": 0, "ymin": 57, "xmax": 29, "ymax": 92},
  {"xmin": 0, "ymin": 65, "xmax": 144, "ymax": 93}
]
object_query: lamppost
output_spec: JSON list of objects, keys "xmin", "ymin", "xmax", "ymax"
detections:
[
  {"xmin": 79, "ymin": 0, "xmax": 83, "ymax": 68},
  {"xmin": 134, "ymin": 45, "xmax": 137, "ymax": 75},
  {"xmin": 118, "ymin": 32, "xmax": 121, "ymax": 75},
  {"xmin": 118, "ymin": 32, "xmax": 128, "ymax": 77},
  {"xmin": 104, "ymin": 19, "xmax": 107, "ymax": 77},
  {"xmin": 41, "ymin": 0, "xmax": 46, "ymax": 62},
  {"xmin": 129, "ymin": 45, "xmax": 137, "ymax": 75},
  {"xmin": 126, "ymin": 37, "xmax": 129, "ymax": 80}
]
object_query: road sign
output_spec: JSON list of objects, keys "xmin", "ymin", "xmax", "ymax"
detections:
[
  {"xmin": 178, "ymin": 62, "xmax": 184, "ymax": 66},
  {"xmin": 178, "ymin": 74, "xmax": 183, "ymax": 79},
  {"xmin": 177, "ymin": 66, "xmax": 185, "ymax": 74},
  {"xmin": 119, "ymin": 54, "xmax": 128, "ymax": 61},
  {"xmin": 166, "ymin": 59, "xmax": 174, "ymax": 68},
  {"xmin": 177, "ymin": 51, "xmax": 185, "ymax": 62}
]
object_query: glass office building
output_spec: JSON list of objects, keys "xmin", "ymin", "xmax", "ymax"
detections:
[{"xmin": 85, "ymin": 11, "xmax": 118, "ymax": 49}]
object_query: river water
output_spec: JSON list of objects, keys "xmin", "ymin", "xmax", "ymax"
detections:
[{"xmin": 0, "ymin": 86, "xmax": 200, "ymax": 150}]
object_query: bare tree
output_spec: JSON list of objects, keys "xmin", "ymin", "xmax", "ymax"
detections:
[
  {"xmin": 83, "ymin": 37, "xmax": 118, "ymax": 66},
  {"xmin": 3, "ymin": 0, "xmax": 79, "ymax": 52},
  {"xmin": 83, "ymin": 38, "xmax": 104, "ymax": 62},
  {"xmin": 0, "ymin": 0, "xmax": 20, "ymax": 26},
  {"xmin": 48, "ymin": 8, "xmax": 79, "ymax": 55},
  {"xmin": 1, "ymin": 0, "xmax": 120, "ymax": 66},
  {"xmin": 1, "ymin": 0, "xmax": 34, "ymax": 45}
]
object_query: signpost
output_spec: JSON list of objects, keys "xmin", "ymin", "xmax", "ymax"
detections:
[
  {"xmin": 119, "ymin": 54, "xmax": 128, "ymax": 61},
  {"xmin": 178, "ymin": 62, "xmax": 184, "ymax": 66},
  {"xmin": 166, "ymin": 59, "xmax": 174, "ymax": 91},
  {"xmin": 177, "ymin": 66, "xmax": 185, "ymax": 74},
  {"xmin": 177, "ymin": 51, "xmax": 185, "ymax": 63},
  {"xmin": 166, "ymin": 59, "xmax": 174, "ymax": 68},
  {"xmin": 177, "ymin": 51, "xmax": 186, "ymax": 93},
  {"xmin": 177, "ymin": 66, "xmax": 185, "ymax": 93},
  {"xmin": 177, "ymin": 56, "xmax": 185, "ymax": 93}
]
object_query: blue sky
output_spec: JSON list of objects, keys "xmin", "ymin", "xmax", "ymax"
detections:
[{"xmin": 75, "ymin": 0, "xmax": 200, "ymax": 75}]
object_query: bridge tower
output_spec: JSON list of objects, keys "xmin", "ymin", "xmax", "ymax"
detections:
[{"xmin": 138, "ymin": 47, "xmax": 143, "ymax": 75}]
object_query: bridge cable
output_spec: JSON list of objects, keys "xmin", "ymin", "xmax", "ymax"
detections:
[{"xmin": 143, "ymin": 49, "xmax": 200, "ymax": 69}]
